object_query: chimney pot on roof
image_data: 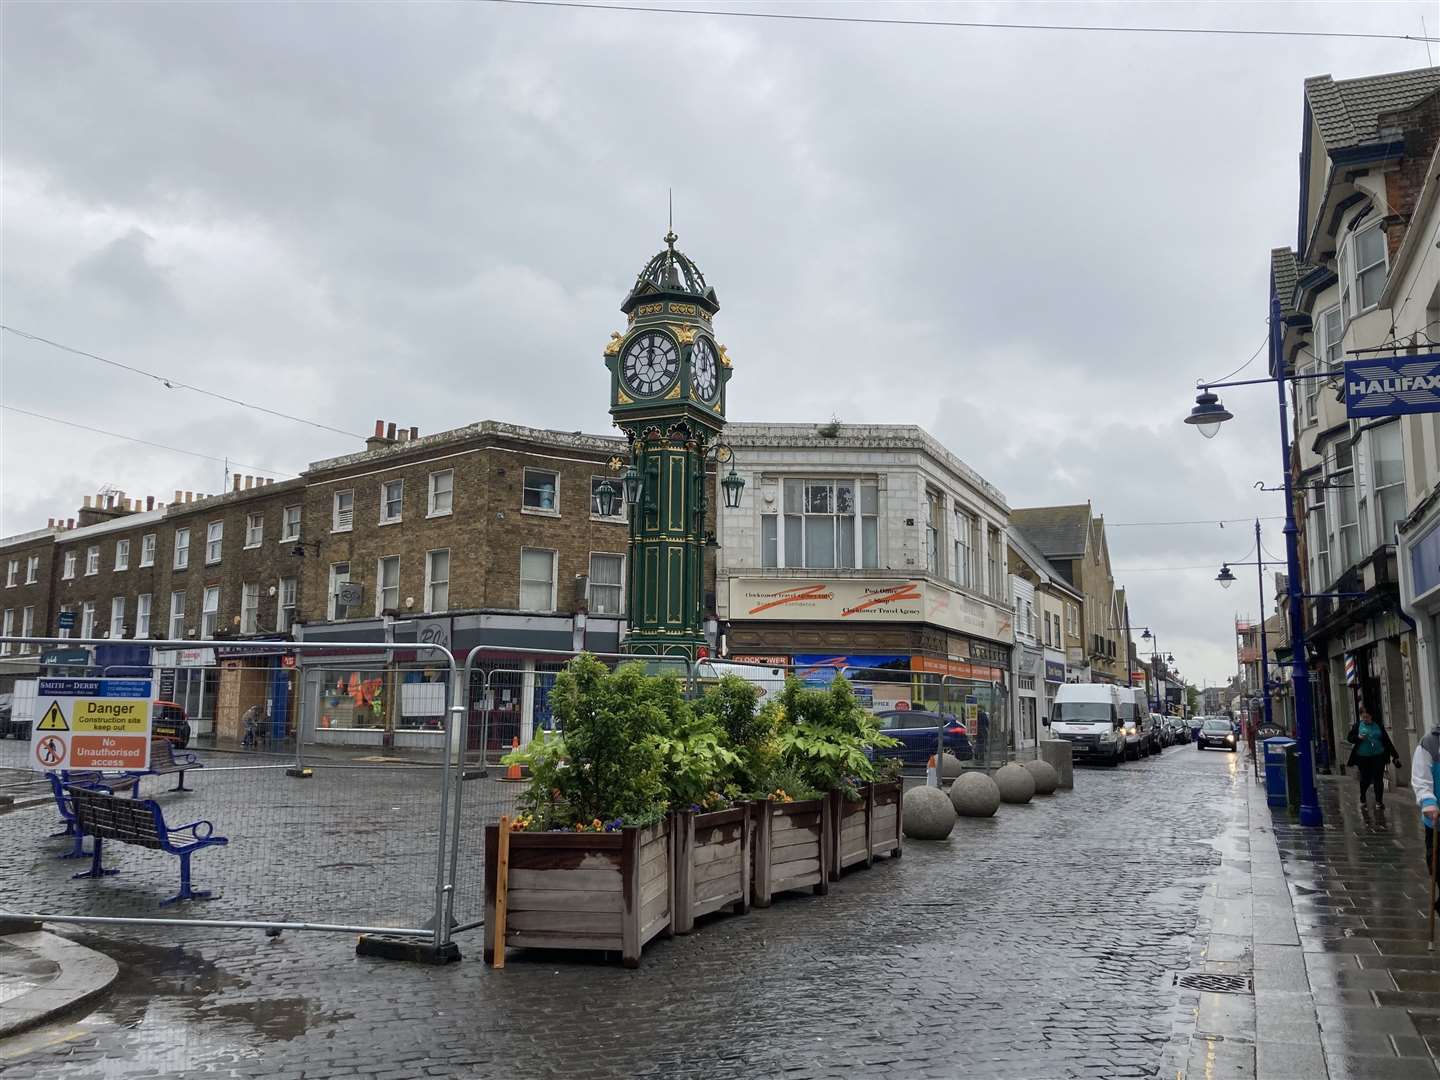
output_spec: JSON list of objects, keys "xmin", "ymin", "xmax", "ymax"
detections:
[
  {"xmin": 374, "ymin": 419, "xmax": 385, "ymax": 437},
  {"xmin": 386, "ymin": 422, "xmax": 397, "ymax": 440},
  {"xmin": 410, "ymin": 426, "xmax": 418, "ymax": 440},
  {"xmin": 244, "ymin": 475, "xmax": 254, "ymax": 490},
  {"xmin": 83, "ymin": 496, "xmax": 92, "ymax": 508},
  {"xmin": 233, "ymin": 475, "xmax": 242, "ymax": 492}
]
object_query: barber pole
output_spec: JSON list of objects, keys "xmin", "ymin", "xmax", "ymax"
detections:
[{"xmin": 1345, "ymin": 654, "xmax": 1359, "ymax": 688}]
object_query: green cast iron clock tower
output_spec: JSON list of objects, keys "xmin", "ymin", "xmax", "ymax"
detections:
[{"xmin": 603, "ymin": 230, "xmax": 735, "ymax": 659}]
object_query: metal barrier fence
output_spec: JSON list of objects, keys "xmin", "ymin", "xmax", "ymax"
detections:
[{"xmin": 0, "ymin": 636, "xmax": 461, "ymax": 953}]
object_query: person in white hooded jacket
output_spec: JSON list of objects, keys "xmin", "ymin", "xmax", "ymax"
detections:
[{"xmin": 1411, "ymin": 727, "xmax": 1440, "ymax": 906}]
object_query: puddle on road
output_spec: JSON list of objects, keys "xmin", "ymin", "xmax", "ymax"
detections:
[
  {"xmin": 55, "ymin": 932, "xmax": 354, "ymax": 1071},
  {"xmin": 0, "ymin": 940, "xmax": 59, "ymax": 1004}
]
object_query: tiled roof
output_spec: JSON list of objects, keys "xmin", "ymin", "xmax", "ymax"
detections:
[
  {"xmin": 1007, "ymin": 527, "xmax": 1082, "ymax": 600},
  {"xmin": 1305, "ymin": 66, "xmax": 1440, "ymax": 152},
  {"xmin": 1010, "ymin": 504, "xmax": 1091, "ymax": 560}
]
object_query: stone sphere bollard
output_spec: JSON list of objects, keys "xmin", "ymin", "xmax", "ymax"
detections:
[
  {"xmin": 994, "ymin": 762, "xmax": 1036, "ymax": 804},
  {"xmin": 1023, "ymin": 759, "xmax": 1060, "ymax": 796},
  {"xmin": 902, "ymin": 784, "xmax": 956, "ymax": 840},
  {"xmin": 938, "ymin": 752, "xmax": 964, "ymax": 780},
  {"xmin": 949, "ymin": 771, "xmax": 1001, "ymax": 817}
]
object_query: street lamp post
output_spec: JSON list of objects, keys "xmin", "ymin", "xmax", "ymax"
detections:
[
  {"xmin": 1215, "ymin": 519, "xmax": 1277, "ymax": 734},
  {"xmin": 1183, "ymin": 292, "xmax": 1323, "ymax": 827}
]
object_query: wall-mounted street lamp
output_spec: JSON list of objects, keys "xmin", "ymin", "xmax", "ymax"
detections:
[
  {"xmin": 595, "ymin": 478, "xmax": 622, "ymax": 519},
  {"xmin": 1184, "ymin": 390, "xmax": 1235, "ymax": 439},
  {"xmin": 1216, "ymin": 565, "xmax": 1238, "ymax": 588}
]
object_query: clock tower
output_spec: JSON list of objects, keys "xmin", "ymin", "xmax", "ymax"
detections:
[{"xmin": 603, "ymin": 230, "xmax": 736, "ymax": 659}]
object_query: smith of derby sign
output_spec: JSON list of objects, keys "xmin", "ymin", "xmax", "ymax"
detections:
[
  {"xmin": 731, "ymin": 578, "xmax": 1013, "ymax": 643},
  {"xmin": 1345, "ymin": 354, "xmax": 1440, "ymax": 419}
]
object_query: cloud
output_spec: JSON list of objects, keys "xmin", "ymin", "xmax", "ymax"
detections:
[{"xmin": 1, "ymin": 0, "xmax": 1428, "ymax": 685}]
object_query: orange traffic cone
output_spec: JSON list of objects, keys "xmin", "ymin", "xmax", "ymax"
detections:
[{"xmin": 504, "ymin": 736, "xmax": 523, "ymax": 781}]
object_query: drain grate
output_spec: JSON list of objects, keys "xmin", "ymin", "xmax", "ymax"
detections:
[{"xmin": 1174, "ymin": 972, "xmax": 1253, "ymax": 994}]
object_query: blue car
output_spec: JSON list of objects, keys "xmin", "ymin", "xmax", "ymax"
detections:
[{"xmin": 871, "ymin": 709, "xmax": 974, "ymax": 767}]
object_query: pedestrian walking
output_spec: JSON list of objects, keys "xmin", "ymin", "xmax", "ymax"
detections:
[
  {"xmin": 1348, "ymin": 705, "xmax": 1401, "ymax": 828},
  {"xmin": 1411, "ymin": 725, "xmax": 1440, "ymax": 920},
  {"xmin": 241, "ymin": 703, "xmax": 265, "ymax": 750}
]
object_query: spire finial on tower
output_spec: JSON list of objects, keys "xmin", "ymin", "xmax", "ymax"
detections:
[{"xmin": 664, "ymin": 189, "xmax": 677, "ymax": 249}]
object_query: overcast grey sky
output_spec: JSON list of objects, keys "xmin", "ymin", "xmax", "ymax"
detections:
[{"xmin": 2, "ymin": 1, "xmax": 1434, "ymax": 684}]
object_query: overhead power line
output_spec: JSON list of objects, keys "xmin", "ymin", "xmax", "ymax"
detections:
[
  {"xmin": 484, "ymin": 0, "xmax": 1440, "ymax": 43},
  {"xmin": 1105, "ymin": 516, "xmax": 1285, "ymax": 527},
  {"xmin": 1, "ymin": 325, "xmax": 368, "ymax": 440},
  {"xmin": 1, "ymin": 404, "xmax": 297, "ymax": 478}
]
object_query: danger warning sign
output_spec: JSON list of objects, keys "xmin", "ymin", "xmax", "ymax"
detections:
[{"xmin": 30, "ymin": 678, "xmax": 153, "ymax": 773}]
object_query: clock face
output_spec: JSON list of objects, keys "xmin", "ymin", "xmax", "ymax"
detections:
[
  {"xmin": 621, "ymin": 333, "xmax": 679, "ymax": 397},
  {"xmin": 692, "ymin": 338, "xmax": 719, "ymax": 402}
]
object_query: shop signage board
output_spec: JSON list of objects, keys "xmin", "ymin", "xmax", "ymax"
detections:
[
  {"xmin": 1345, "ymin": 354, "xmax": 1440, "ymax": 418},
  {"xmin": 730, "ymin": 578, "xmax": 1013, "ymax": 644},
  {"xmin": 30, "ymin": 677, "xmax": 154, "ymax": 773}
]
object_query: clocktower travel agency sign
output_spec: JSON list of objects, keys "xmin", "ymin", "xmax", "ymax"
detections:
[
  {"xmin": 732, "ymin": 578, "xmax": 1013, "ymax": 644},
  {"xmin": 30, "ymin": 677, "xmax": 154, "ymax": 773}
]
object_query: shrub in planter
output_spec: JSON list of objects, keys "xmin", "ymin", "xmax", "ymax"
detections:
[{"xmin": 489, "ymin": 656, "xmax": 739, "ymax": 966}]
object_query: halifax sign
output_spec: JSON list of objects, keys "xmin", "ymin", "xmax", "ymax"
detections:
[{"xmin": 1345, "ymin": 353, "xmax": 1440, "ymax": 419}]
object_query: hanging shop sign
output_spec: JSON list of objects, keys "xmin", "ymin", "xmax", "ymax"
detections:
[{"xmin": 1345, "ymin": 354, "xmax": 1440, "ymax": 418}]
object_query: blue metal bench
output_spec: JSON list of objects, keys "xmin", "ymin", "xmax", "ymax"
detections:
[
  {"xmin": 68, "ymin": 785, "xmax": 228, "ymax": 906},
  {"xmin": 126, "ymin": 738, "xmax": 204, "ymax": 794},
  {"xmin": 46, "ymin": 772, "xmax": 137, "ymax": 859}
]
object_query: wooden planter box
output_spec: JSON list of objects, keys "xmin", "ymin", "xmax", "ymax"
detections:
[
  {"xmin": 828, "ymin": 781, "xmax": 904, "ymax": 880},
  {"xmin": 483, "ymin": 820, "xmax": 672, "ymax": 968},
  {"xmin": 750, "ymin": 797, "xmax": 830, "ymax": 908},
  {"xmin": 672, "ymin": 806, "xmax": 751, "ymax": 934}
]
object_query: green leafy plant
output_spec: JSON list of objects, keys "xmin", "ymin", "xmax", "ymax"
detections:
[
  {"xmin": 695, "ymin": 675, "xmax": 777, "ymax": 795},
  {"xmin": 771, "ymin": 676, "xmax": 899, "ymax": 797}
]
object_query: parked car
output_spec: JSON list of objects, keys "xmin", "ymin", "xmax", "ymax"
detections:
[
  {"xmin": 871, "ymin": 709, "xmax": 973, "ymax": 768},
  {"xmin": 1197, "ymin": 717, "xmax": 1238, "ymax": 752},
  {"xmin": 1151, "ymin": 713, "xmax": 1174, "ymax": 749},
  {"xmin": 1167, "ymin": 716, "xmax": 1189, "ymax": 745},
  {"xmin": 1047, "ymin": 682, "xmax": 1126, "ymax": 766},
  {"xmin": 151, "ymin": 701, "xmax": 192, "ymax": 749}
]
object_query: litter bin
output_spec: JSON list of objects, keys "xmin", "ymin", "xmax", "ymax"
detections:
[
  {"xmin": 1285, "ymin": 743, "xmax": 1302, "ymax": 812},
  {"xmin": 1263, "ymin": 737, "xmax": 1296, "ymax": 809}
]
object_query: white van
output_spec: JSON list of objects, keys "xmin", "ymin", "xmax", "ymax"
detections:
[{"xmin": 1046, "ymin": 683, "xmax": 1125, "ymax": 766}]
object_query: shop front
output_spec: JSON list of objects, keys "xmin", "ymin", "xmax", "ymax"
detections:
[
  {"xmin": 1043, "ymin": 655, "xmax": 1065, "ymax": 724},
  {"xmin": 1401, "ymin": 506, "xmax": 1440, "ymax": 757}
]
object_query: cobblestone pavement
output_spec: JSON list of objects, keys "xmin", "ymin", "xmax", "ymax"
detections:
[{"xmin": 0, "ymin": 744, "xmax": 1250, "ymax": 1079}]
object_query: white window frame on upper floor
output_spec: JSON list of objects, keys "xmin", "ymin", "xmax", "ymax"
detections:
[
  {"xmin": 333, "ymin": 490, "xmax": 354, "ymax": 533},
  {"xmin": 245, "ymin": 512, "xmax": 264, "ymax": 549},
  {"xmin": 1340, "ymin": 218, "xmax": 1388, "ymax": 322},
  {"xmin": 63, "ymin": 551, "xmax": 77, "ymax": 580},
  {"xmin": 174, "ymin": 528, "xmax": 190, "ymax": 570},
  {"xmin": 380, "ymin": 479, "xmax": 404, "ymax": 525},
  {"xmin": 281, "ymin": 505, "xmax": 302, "ymax": 542},
  {"xmin": 114, "ymin": 539, "xmax": 130, "ymax": 571},
  {"xmin": 85, "ymin": 546, "xmax": 100, "ymax": 576},
  {"xmin": 205, "ymin": 520, "xmax": 223, "ymax": 565},
  {"xmin": 140, "ymin": 533, "xmax": 156, "ymax": 567},
  {"xmin": 428, "ymin": 470, "xmax": 454, "ymax": 518},
  {"xmin": 5, "ymin": 560, "xmax": 16, "ymax": 588},
  {"xmin": 24, "ymin": 555, "xmax": 38, "ymax": 584}
]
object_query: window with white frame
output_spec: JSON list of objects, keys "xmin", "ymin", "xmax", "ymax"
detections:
[
  {"xmin": 85, "ymin": 546, "xmax": 99, "ymax": 576},
  {"xmin": 62, "ymin": 551, "xmax": 77, "ymax": 580},
  {"xmin": 115, "ymin": 539, "xmax": 130, "ymax": 571},
  {"xmin": 377, "ymin": 556, "xmax": 400, "ymax": 614},
  {"xmin": 925, "ymin": 490, "xmax": 944, "ymax": 576},
  {"xmin": 277, "ymin": 577, "xmax": 297, "ymax": 631},
  {"xmin": 240, "ymin": 582, "xmax": 259, "ymax": 634},
  {"xmin": 1372, "ymin": 422, "xmax": 1405, "ymax": 547},
  {"xmin": 590, "ymin": 475, "xmax": 625, "ymax": 519},
  {"xmin": 520, "ymin": 548, "xmax": 556, "ymax": 610},
  {"xmin": 24, "ymin": 555, "xmax": 38, "ymax": 584},
  {"xmin": 245, "ymin": 512, "xmax": 264, "ymax": 548},
  {"xmin": 429, "ymin": 471, "xmax": 453, "ymax": 517},
  {"xmin": 1320, "ymin": 305, "xmax": 1343, "ymax": 366},
  {"xmin": 169, "ymin": 591, "xmax": 186, "ymax": 638},
  {"xmin": 1066, "ymin": 603, "xmax": 1077, "ymax": 637},
  {"xmin": 1, "ymin": 610, "xmax": 12, "ymax": 655},
  {"xmin": 764, "ymin": 479, "xmax": 879, "ymax": 569},
  {"xmin": 380, "ymin": 480, "xmax": 404, "ymax": 524},
  {"xmin": 19, "ymin": 606, "xmax": 33, "ymax": 651},
  {"xmin": 588, "ymin": 553, "xmax": 624, "ymax": 614},
  {"xmin": 201, "ymin": 586, "xmax": 220, "ymax": 637},
  {"xmin": 281, "ymin": 505, "xmax": 301, "ymax": 541},
  {"xmin": 987, "ymin": 528, "xmax": 1003, "ymax": 598},
  {"xmin": 1339, "ymin": 221, "xmax": 1388, "ymax": 321},
  {"xmin": 205, "ymin": 521, "xmax": 223, "ymax": 564},
  {"xmin": 140, "ymin": 534, "xmax": 156, "ymax": 567},
  {"xmin": 110, "ymin": 596, "xmax": 125, "ymax": 638},
  {"xmin": 328, "ymin": 563, "xmax": 351, "ymax": 620},
  {"xmin": 136, "ymin": 594, "xmax": 151, "ymax": 638},
  {"xmin": 81, "ymin": 601, "xmax": 96, "ymax": 639},
  {"xmin": 333, "ymin": 490, "xmax": 354, "ymax": 532},
  {"xmin": 1330, "ymin": 442, "xmax": 1361, "ymax": 571},
  {"xmin": 522, "ymin": 468, "xmax": 559, "ymax": 513},
  {"xmin": 173, "ymin": 528, "xmax": 190, "ymax": 570},
  {"xmin": 5, "ymin": 560, "xmax": 15, "ymax": 588},
  {"xmin": 953, "ymin": 508, "xmax": 975, "ymax": 589},
  {"xmin": 425, "ymin": 550, "xmax": 449, "ymax": 613}
]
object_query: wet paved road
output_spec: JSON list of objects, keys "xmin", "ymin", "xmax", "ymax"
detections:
[{"xmin": 2, "ymin": 745, "xmax": 1251, "ymax": 1078}]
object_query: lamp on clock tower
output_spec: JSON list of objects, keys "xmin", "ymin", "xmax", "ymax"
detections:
[{"xmin": 603, "ymin": 229, "xmax": 738, "ymax": 660}]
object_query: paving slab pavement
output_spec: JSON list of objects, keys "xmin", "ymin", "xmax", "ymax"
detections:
[{"xmin": 0, "ymin": 928, "xmax": 117, "ymax": 1038}]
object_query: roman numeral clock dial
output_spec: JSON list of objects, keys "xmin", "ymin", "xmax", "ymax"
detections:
[{"xmin": 621, "ymin": 333, "xmax": 679, "ymax": 397}]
